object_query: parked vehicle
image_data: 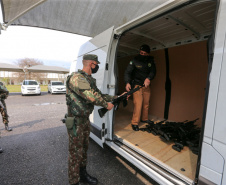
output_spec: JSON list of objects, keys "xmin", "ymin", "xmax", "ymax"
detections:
[
  {"xmin": 21, "ymin": 80, "xmax": 41, "ymax": 96},
  {"xmin": 70, "ymin": 1, "xmax": 226, "ymax": 185},
  {"xmin": 48, "ymin": 81, "xmax": 66, "ymax": 94}
]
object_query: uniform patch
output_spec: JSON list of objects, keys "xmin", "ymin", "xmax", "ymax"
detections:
[
  {"xmin": 77, "ymin": 77, "xmax": 90, "ymax": 90},
  {"xmin": 148, "ymin": 63, "xmax": 152, "ymax": 67},
  {"xmin": 130, "ymin": 61, "xmax": 133, "ymax": 65}
]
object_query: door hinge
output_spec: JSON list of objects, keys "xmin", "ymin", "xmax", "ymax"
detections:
[
  {"xmin": 114, "ymin": 34, "xmax": 121, "ymax": 39},
  {"xmin": 105, "ymin": 63, "xmax": 108, "ymax": 70},
  {"xmin": 107, "ymin": 84, "xmax": 115, "ymax": 89}
]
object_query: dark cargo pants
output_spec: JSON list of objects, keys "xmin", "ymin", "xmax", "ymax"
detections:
[{"xmin": 68, "ymin": 117, "xmax": 90, "ymax": 185}]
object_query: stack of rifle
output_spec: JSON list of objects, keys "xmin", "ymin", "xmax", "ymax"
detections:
[{"xmin": 139, "ymin": 118, "xmax": 201, "ymax": 154}]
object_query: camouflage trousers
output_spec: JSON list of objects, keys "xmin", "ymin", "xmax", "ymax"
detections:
[
  {"xmin": 68, "ymin": 117, "xmax": 90, "ymax": 184},
  {"xmin": 0, "ymin": 99, "xmax": 9, "ymax": 125}
]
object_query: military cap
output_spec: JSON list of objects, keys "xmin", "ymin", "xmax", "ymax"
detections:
[
  {"xmin": 140, "ymin": 44, "xmax": 150, "ymax": 53},
  {"xmin": 83, "ymin": 54, "xmax": 100, "ymax": 64}
]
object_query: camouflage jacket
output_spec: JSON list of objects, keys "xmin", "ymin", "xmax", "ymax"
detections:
[
  {"xmin": 66, "ymin": 70, "xmax": 116, "ymax": 117},
  {"xmin": 0, "ymin": 82, "xmax": 9, "ymax": 100}
]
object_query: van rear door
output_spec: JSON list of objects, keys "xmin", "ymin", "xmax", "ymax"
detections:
[
  {"xmin": 74, "ymin": 26, "xmax": 115, "ymax": 147},
  {"xmin": 198, "ymin": 1, "xmax": 226, "ymax": 184}
]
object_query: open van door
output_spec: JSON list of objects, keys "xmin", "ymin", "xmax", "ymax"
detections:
[
  {"xmin": 73, "ymin": 26, "xmax": 115, "ymax": 147},
  {"xmin": 198, "ymin": 1, "xmax": 226, "ymax": 184}
]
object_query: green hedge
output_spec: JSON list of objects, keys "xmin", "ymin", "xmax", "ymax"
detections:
[{"xmin": 6, "ymin": 85, "xmax": 48, "ymax": 93}]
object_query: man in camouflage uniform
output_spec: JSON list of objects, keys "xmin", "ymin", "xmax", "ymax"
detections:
[
  {"xmin": 0, "ymin": 81, "xmax": 13, "ymax": 153},
  {"xmin": 66, "ymin": 54, "xmax": 119, "ymax": 185}
]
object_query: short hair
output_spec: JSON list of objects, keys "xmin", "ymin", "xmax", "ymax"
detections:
[{"xmin": 82, "ymin": 59, "xmax": 92, "ymax": 66}]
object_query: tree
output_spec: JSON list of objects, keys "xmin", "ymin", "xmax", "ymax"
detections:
[{"xmin": 13, "ymin": 58, "xmax": 46, "ymax": 83}]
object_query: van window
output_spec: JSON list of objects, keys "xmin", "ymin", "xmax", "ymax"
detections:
[
  {"xmin": 23, "ymin": 81, "xmax": 38, "ymax": 85},
  {"xmin": 52, "ymin": 82, "xmax": 63, "ymax": 86}
]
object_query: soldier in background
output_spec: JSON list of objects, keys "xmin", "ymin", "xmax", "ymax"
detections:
[
  {"xmin": 0, "ymin": 81, "xmax": 13, "ymax": 153},
  {"xmin": 65, "ymin": 54, "xmax": 126, "ymax": 185}
]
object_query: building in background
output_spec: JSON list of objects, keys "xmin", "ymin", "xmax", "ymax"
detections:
[{"xmin": 0, "ymin": 70, "xmax": 66, "ymax": 85}]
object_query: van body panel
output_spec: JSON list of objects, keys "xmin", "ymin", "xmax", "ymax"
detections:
[
  {"xmin": 198, "ymin": 176, "xmax": 219, "ymax": 185},
  {"xmin": 70, "ymin": 60, "xmax": 77, "ymax": 74},
  {"xmin": 114, "ymin": 0, "xmax": 190, "ymax": 36},
  {"xmin": 199, "ymin": 1, "xmax": 226, "ymax": 184},
  {"xmin": 213, "ymin": 2, "xmax": 226, "ymax": 144},
  {"xmin": 199, "ymin": 165, "xmax": 222, "ymax": 185},
  {"xmin": 201, "ymin": 143, "xmax": 224, "ymax": 174},
  {"xmin": 212, "ymin": 33, "xmax": 226, "ymax": 184},
  {"xmin": 203, "ymin": 0, "xmax": 226, "ymax": 145},
  {"xmin": 72, "ymin": 26, "xmax": 115, "ymax": 147},
  {"xmin": 77, "ymin": 26, "xmax": 114, "ymax": 57}
]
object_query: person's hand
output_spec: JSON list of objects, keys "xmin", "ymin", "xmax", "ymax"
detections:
[
  {"xmin": 126, "ymin": 83, "xmax": 131, "ymax": 92},
  {"xmin": 107, "ymin": 103, "xmax": 114, "ymax": 110},
  {"xmin": 118, "ymin": 92, "xmax": 130, "ymax": 100},
  {"xmin": 144, "ymin": 78, "xmax": 150, "ymax": 88}
]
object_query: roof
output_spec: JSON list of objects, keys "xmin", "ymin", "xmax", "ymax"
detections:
[
  {"xmin": 0, "ymin": 63, "xmax": 23, "ymax": 72},
  {"xmin": 0, "ymin": 63, "xmax": 69, "ymax": 74},
  {"xmin": 1, "ymin": 0, "xmax": 169, "ymax": 37},
  {"xmin": 27, "ymin": 65, "xmax": 69, "ymax": 74}
]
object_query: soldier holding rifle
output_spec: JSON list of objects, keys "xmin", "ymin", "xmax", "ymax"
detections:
[{"xmin": 65, "ymin": 54, "xmax": 126, "ymax": 185}]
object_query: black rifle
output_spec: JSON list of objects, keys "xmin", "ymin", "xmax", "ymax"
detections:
[{"xmin": 98, "ymin": 85, "xmax": 144, "ymax": 118}]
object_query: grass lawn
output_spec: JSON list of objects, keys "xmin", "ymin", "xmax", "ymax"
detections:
[{"xmin": 6, "ymin": 85, "xmax": 48, "ymax": 93}]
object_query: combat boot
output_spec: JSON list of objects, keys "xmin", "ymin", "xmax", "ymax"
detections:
[
  {"xmin": 71, "ymin": 183, "xmax": 79, "ymax": 185},
  {"xmin": 0, "ymin": 147, "xmax": 3, "ymax": 153},
  {"xmin": 5, "ymin": 124, "xmax": 12, "ymax": 131},
  {"xmin": 141, "ymin": 120, "xmax": 154, "ymax": 125},
  {"xmin": 132, "ymin": 124, "xmax": 139, "ymax": 131},
  {"xmin": 80, "ymin": 167, "xmax": 98, "ymax": 185}
]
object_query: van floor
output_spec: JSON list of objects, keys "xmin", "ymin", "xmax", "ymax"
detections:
[{"xmin": 114, "ymin": 105, "xmax": 198, "ymax": 180}]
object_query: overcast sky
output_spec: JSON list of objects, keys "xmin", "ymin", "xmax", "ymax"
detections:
[{"xmin": 0, "ymin": 26, "xmax": 90, "ymax": 69}]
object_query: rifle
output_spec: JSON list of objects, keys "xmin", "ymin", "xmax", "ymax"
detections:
[{"xmin": 98, "ymin": 85, "xmax": 144, "ymax": 118}]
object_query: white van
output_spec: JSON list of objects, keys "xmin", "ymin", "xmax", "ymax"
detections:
[{"xmin": 70, "ymin": 1, "xmax": 226, "ymax": 184}]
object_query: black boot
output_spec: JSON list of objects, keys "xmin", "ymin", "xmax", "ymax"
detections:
[
  {"xmin": 5, "ymin": 124, "xmax": 12, "ymax": 131},
  {"xmin": 132, "ymin": 124, "xmax": 139, "ymax": 131},
  {"xmin": 80, "ymin": 167, "xmax": 98, "ymax": 185},
  {"xmin": 71, "ymin": 182, "xmax": 79, "ymax": 185},
  {"xmin": 0, "ymin": 147, "xmax": 3, "ymax": 153}
]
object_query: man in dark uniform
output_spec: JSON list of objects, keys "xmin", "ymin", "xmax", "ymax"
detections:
[
  {"xmin": 124, "ymin": 44, "xmax": 156, "ymax": 131},
  {"xmin": 0, "ymin": 81, "xmax": 13, "ymax": 153},
  {"xmin": 65, "ymin": 54, "xmax": 125, "ymax": 185}
]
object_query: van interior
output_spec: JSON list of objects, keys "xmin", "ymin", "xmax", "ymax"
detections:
[{"xmin": 113, "ymin": 0, "xmax": 217, "ymax": 183}]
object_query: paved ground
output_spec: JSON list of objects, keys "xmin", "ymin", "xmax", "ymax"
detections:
[{"xmin": 0, "ymin": 92, "xmax": 159, "ymax": 185}]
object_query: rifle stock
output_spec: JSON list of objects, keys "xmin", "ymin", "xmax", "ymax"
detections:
[{"xmin": 98, "ymin": 108, "xmax": 108, "ymax": 118}]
